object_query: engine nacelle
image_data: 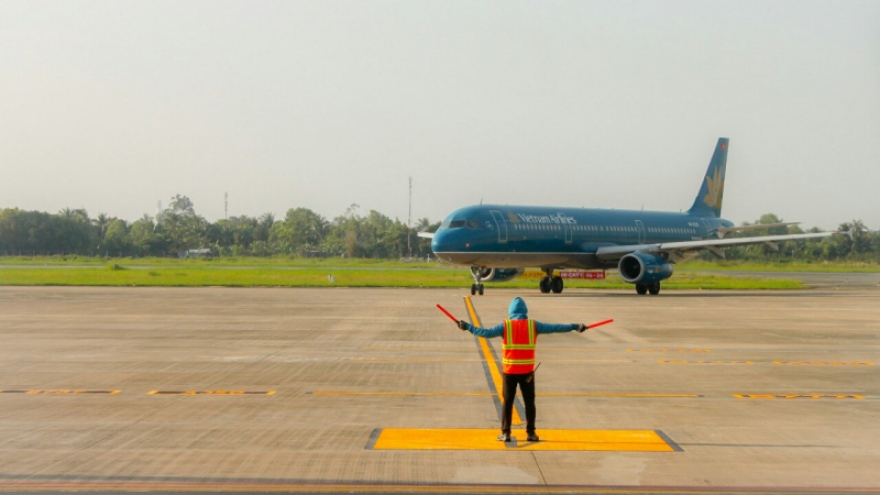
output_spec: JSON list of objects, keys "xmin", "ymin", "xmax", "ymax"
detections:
[
  {"xmin": 470, "ymin": 266, "xmax": 524, "ymax": 283},
  {"xmin": 618, "ymin": 252, "xmax": 673, "ymax": 284}
]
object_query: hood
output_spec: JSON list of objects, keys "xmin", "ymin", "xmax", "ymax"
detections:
[{"xmin": 508, "ymin": 297, "xmax": 528, "ymax": 320}]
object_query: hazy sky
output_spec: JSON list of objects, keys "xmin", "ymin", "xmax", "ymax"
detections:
[{"xmin": 2, "ymin": 1, "xmax": 878, "ymax": 230}]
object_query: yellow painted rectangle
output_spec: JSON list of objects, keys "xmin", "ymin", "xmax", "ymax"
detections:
[
  {"xmin": 370, "ymin": 428, "xmax": 676, "ymax": 452},
  {"xmin": 147, "ymin": 390, "xmax": 275, "ymax": 396},
  {"xmin": 0, "ymin": 389, "xmax": 120, "ymax": 395}
]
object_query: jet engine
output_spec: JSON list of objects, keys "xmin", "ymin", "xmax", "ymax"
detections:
[
  {"xmin": 618, "ymin": 252, "xmax": 673, "ymax": 284},
  {"xmin": 470, "ymin": 266, "xmax": 524, "ymax": 283}
]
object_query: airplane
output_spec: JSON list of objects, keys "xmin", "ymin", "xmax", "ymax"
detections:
[{"xmin": 420, "ymin": 138, "xmax": 848, "ymax": 295}]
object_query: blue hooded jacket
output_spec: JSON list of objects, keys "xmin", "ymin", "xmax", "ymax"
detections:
[{"xmin": 463, "ymin": 297, "xmax": 578, "ymax": 338}]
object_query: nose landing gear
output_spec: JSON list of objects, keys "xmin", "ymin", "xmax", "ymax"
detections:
[{"xmin": 470, "ymin": 266, "xmax": 486, "ymax": 296}]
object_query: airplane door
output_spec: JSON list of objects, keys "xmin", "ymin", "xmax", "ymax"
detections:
[
  {"xmin": 490, "ymin": 210, "xmax": 508, "ymax": 244},
  {"xmin": 635, "ymin": 220, "xmax": 646, "ymax": 244},
  {"xmin": 563, "ymin": 215, "xmax": 573, "ymax": 245}
]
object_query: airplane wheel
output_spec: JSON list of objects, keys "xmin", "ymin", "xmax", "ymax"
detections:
[
  {"xmin": 471, "ymin": 284, "xmax": 477, "ymax": 296},
  {"xmin": 539, "ymin": 276, "xmax": 552, "ymax": 294},
  {"xmin": 478, "ymin": 284, "xmax": 485, "ymax": 296},
  {"xmin": 551, "ymin": 276, "xmax": 564, "ymax": 294},
  {"xmin": 636, "ymin": 284, "xmax": 648, "ymax": 295},
  {"xmin": 648, "ymin": 283, "xmax": 660, "ymax": 295}
]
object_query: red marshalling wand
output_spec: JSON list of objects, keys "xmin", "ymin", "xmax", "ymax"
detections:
[
  {"xmin": 436, "ymin": 304, "xmax": 459, "ymax": 323},
  {"xmin": 587, "ymin": 318, "xmax": 614, "ymax": 329}
]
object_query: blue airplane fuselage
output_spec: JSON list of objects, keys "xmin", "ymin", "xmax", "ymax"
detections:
[{"xmin": 431, "ymin": 205, "xmax": 735, "ymax": 269}]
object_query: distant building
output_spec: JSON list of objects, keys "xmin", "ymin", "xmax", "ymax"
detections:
[{"xmin": 180, "ymin": 248, "xmax": 212, "ymax": 259}]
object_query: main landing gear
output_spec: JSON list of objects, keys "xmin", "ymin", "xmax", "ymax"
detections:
[
  {"xmin": 635, "ymin": 282, "xmax": 661, "ymax": 295},
  {"xmin": 539, "ymin": 269, "xmax": 564, "ymax": 294}
]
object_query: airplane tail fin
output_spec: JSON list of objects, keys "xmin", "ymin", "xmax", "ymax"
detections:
[{"xmin": 687, "ymin": 138, "xmax": 729, "ymax": 218}]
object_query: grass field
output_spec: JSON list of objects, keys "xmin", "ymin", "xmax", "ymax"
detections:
[
  {"xmin": 0, "ymin": 262, "xmax": 803, "ymax": 290},
  {"xmin": 1, "ymin": 255, "xmax": 876, "ymax": 272},
  {"xmin": 677, "ymin": 259, "xmax": 880, "ymax": 273}
]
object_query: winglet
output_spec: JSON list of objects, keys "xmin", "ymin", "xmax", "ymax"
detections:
[{"xmin": 687, "ymin": 138, "xmax": 729, "ymax": 218}]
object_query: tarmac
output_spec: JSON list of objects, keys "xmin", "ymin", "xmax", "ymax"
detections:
[{"xmin": 0, "ymin": 284, "xmax": 878, "ymax": 494}]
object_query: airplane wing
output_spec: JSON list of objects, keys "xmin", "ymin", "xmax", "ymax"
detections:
[
  {"xmin": 716, "ymin": 222, "xmax": 800, "ymax": 238},
  {"xmin": 416, "ymin": 231, "xmax": 435, "ymax": 239},
  {"xmin": 595, "ymin": 231, "xmax": 848, "ymax": 263}
]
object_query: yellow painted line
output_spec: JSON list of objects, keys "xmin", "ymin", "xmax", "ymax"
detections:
[
  {"xmin": 773, "ymin": 361, "xmax": 873, "ymax": 366},
  {"xmin": 660, "ymin": 360, "xmax": 753, "ymax": 365},
  {"xmin": 370, "ymin": 428, "xmax": 677, "ymax": 452},
  {"xmin": 312, "ymin": 391, "xmax": 494, "ymax": 397},
  {"xmin": 360, "ymin": 347, "xmax": 473, "ymax": 352},
  {"xmin": 363, "ymin": 346, "xmax": 612, "ymax": 353},
  {"xmin": 0, "ymin": 389, "xmax": 120, "ymax": 395},
  {"xmin": 311, "ymin": 391, "xmax": 700, "ymax": 398},
  {"xmin": 629, "ymin": 349, "xmax": 711, "ymax": 353},
  {"xmin": 351, "ymin": 358, "xmax": 631, "ymax": 363},
  {"xmin": 352, "ymin": 357, "xmax": 483, "ymax": 362},
  {"xmin": 734, "ymin": 394, "xmax": 864, "ymax": 399},
  {"xmin": 465, "ymin": 296, "xmax": 522, "ymax": 426},
  {"xmin": 538, "ymin": 393, "xmax": 701, "ymax": 398},
  {"xmin": 147, "ymin": 390, "xmax": 275, "ymax": 396}
]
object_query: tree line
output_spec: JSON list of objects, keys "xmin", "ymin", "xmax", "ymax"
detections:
[
  {"xmin": 0, "ymin": 195, "xmax": 438, "ymax": 259},
  {"xmin": 706, "ymin": 213, "xmax": 878, "ymax": 263},
  {"xmin": 0, "ymin": 198, "xmax": 876, "ymax": 262}
]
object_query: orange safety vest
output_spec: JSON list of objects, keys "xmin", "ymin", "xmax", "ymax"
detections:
[{"xmin": 502, "ymin": 319, "xmax": 537, "ymax": 374}]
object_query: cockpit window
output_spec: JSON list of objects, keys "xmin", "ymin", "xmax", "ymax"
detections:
[{"xmin": 442, "ymin": 215, "xmax": 482, "ymax": 230}]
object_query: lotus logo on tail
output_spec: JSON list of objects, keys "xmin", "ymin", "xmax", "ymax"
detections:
[{"xmin": 703, "ymin": 168, "xmax": 724, "ymax": 209}]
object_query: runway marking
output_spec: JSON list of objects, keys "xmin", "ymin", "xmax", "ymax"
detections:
[
  {"xmin": 734, "ymin": 394, "xmax": 864, "ymax": 400},
  {"xmin": 312, "ymin": 391, "xmax": 495, "ymax": 397},
  {"xmin": 464, "ymin": 296, "xmax": 523, "ymax": 426},
  {"xmin": 539, "ymin": 393, "xmax": 702, "ymax": 398},
  {"xmin": 368, "ymin": 428, "xmax": 679, "ymax": 452},
  {"xmin": 311, "ymin": 391, "xmax": 701, "ymax": 398},
  {"xmin": 773, "ymin": 361, "xmax": 873, "ymax": 366},
  {"xmin": 147, "ymin": 390, "xmax": 275, "ymax": 396},
  {"xmin": 351, "ymin": 357, "xmax": 632, "ymax": 363},
  {"xmin": 5, "ymin": 480, "xmax": 874, "ymax": 494},
  {"xmin": 351, "ymin": 357, "xmax": 484, "ymax": 362},
  {"xmin": 0, "ymin": 389, "xmax": 120, "ymax": 395},
  {"xmin": 660, "ymin": 360, "xmax": 753, "ymax": 365},
  {"xmin": 629, "ymin": 349, "xmax": 711, "ymax": 353},
  {"xmin": 362, "ymin": 346, "xmax": 613, "ymax": 352}
]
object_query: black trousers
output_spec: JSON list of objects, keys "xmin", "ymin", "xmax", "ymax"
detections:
[{"xmin": 501, "ymin": 372, "xmax": 536, "ymax": 435}]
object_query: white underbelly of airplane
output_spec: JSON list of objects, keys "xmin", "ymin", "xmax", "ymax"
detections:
[{"xmin": 434, "ymin": 251, "xmax": 602, "ymax": 269}]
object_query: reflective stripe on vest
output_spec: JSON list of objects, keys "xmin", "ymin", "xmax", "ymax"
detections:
[{"xmin": 502, "ymin": 319, "xmax": 537, "ymax": 374}]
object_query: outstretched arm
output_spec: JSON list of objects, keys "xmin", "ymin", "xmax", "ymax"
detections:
[
  {"xmin": 535, "ymin": 321, "xmax": 585, "ymax": 334},
  {"xmin": 457, "ymin": 321, "xmax": 505, "ymax": 338}
]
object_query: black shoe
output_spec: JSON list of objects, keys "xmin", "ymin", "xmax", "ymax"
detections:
[
  {"xmin": 527, "ymin": 433, "xmax": 539, "ymax": 442},
  {"xmin": 497, "ymin": 433, "xmax": 511, "ymax": 442}
]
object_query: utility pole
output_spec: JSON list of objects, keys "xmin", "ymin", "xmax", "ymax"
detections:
[
  {"xmin": 224, "ymin": 192, "xmax": 228, "ymax": 220},
  {"xmin": 407, "ymin": 177, "xmax": 412, "ymax": 257}
]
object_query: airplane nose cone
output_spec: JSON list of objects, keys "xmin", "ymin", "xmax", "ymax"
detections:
[
  {"xmin": 431, "ymin": 230, "xmax": 460, "ymax": 259},
  {"xmin": 431, "ymin": 231, "xmax": 447, "ymax": 252}
]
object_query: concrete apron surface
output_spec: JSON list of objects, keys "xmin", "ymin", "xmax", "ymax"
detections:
[{"xmin": 0, "ymin": 286, "xmax": 877, "ymax": 493}]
